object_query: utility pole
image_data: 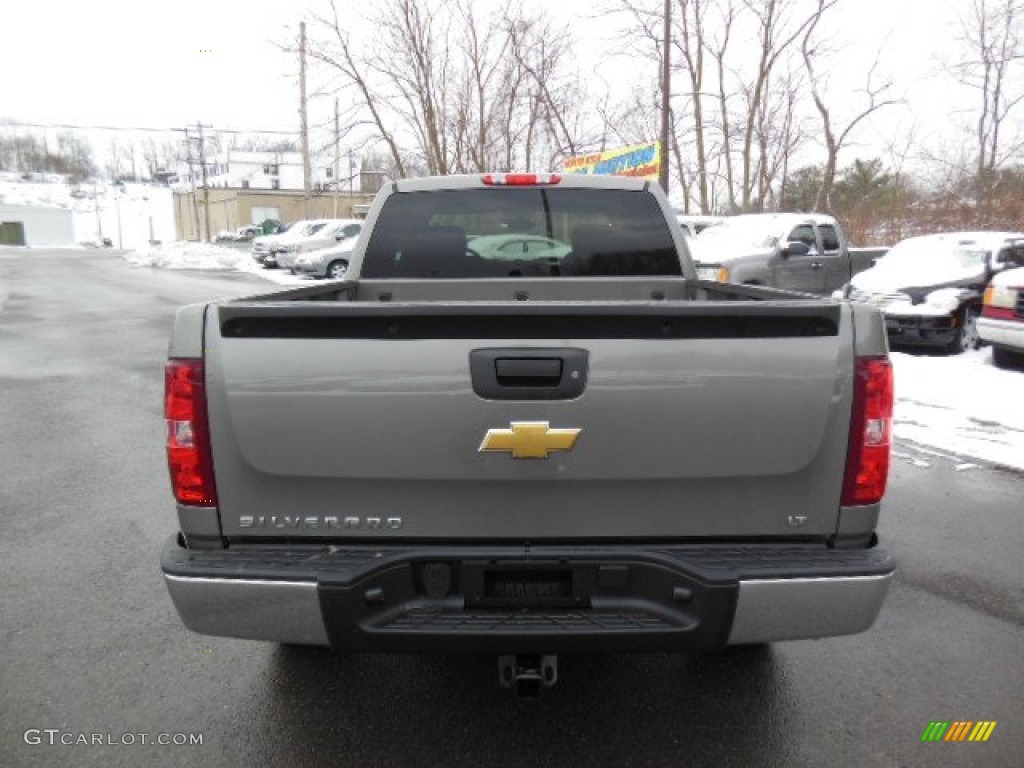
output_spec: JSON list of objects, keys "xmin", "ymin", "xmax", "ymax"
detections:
[
  {"xmin": 299, "ymin": 21, "xmax": 313, "ymax": 219},
  {"xmin": 333, "ymin": 97, "xmax": 340, "ymax": 218},
  {"xmin": 94, "ymin": 183, "xmax": 104, "ymax": 244},
  {"xmin": 658, "ymin": 0, "xmax": 671, "ymax": 193},
  {"xmin": 197, "ymin": 122, "xmax": 213, "ymax": 243},
  {"xmin": 184, "ymin": 127, "xmax": 201, "ymax": 241},
  {"xmin": 116, "ymin": 191, "xmax": 123, "ymax": 250}
]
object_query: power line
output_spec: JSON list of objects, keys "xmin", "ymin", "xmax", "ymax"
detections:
[
  {"xmin": 2, "ymin": 121, "xmax": 181, "ymax": 133},
  {"xmin": 1, "ymin": 121, "xmax": 297, "ymax": 136}
]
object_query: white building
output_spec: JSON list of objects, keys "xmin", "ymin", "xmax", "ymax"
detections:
[
  {"xmin": 169, "ymin": 150, "xmax": 355, "ymax": 194},
  {"xmin": 0, "ymin": 203, "xmax": 75, "ymax": 246}
]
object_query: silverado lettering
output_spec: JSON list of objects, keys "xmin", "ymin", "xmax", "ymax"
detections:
[{"xmin": 237, "ymin": 515, "xmax": 403, "ymax": 530}]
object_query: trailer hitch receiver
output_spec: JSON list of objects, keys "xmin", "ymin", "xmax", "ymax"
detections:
[{"xmin": 498, "ymin": 654, "xmax": 558, "ymax": 699}]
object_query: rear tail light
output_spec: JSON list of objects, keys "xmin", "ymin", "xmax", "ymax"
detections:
[
  {"xmin": 165, "ymin": 359, "xmax": 217, "ymax": 506},
  {"xmin": 841, "ymin": 356, "xmax": 893, "ymax": 506},
  {"xmin": 982, "ymin": 282, "xmax": 1020, "ymax": 319},
  {"xmin": 482, "ymin": 173, "xmax": 562, "ymax": 186},
  {"xmin": 983, "ymin": 305, "xmax": 1018, "ymax": 320}
]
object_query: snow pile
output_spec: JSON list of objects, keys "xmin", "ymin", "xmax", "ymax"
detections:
[
  {"xmin": 124, "ymin": 241, "xmax": 261, "ymax": 271},
  {"xmin": 892, "ymin": 349, "xmax": 1024, "ymax": 471},
  {"xmin": 122, "ymin": 241, "xmax": 307, "ymax": 285}
]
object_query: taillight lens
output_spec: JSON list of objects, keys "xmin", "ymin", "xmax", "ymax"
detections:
[
  {"xmin": 841, "ymin": 357, "xmax": 893, "ymax": 506},
  {"xmin": 165, "ymin": 359, "xmax": 217, "ymax": 506},
  {"xmin": 983, "ymin": 282, "xmax": 1020, "ymax": 319},
  {"xmin": 481, "ymin": 173, "xmax": 562, "ymax": 186}
]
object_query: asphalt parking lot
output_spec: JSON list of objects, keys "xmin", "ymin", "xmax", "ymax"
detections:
[{"xmin": 1, "ymin": 249, "xmax": 1022, "ymax": 768}]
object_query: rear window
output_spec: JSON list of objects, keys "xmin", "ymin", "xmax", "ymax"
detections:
[{"xmin": 361, "ymin": 188, "xmax": 681, "ymax": 278}]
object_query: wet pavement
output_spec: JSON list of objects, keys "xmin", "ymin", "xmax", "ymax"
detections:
[{"xmin": 2, "ymin": 249, "xmax": 1022, "ymax": 767}]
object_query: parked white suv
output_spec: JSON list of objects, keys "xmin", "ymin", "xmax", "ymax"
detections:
[
  {"xmin": 978, "ymin": 265, "xmax": 1024, "ymax": 368},
  {"xmin": 274, "ymin": 219, "xmax": 363, "ymax": 270}
]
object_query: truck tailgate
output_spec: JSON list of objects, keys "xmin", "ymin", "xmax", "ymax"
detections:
[{"xmin": 204, "ymin": 301, "xmax": 854, "ymax": 539}]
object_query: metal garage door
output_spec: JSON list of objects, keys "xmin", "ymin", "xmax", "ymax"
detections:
[{"xmin": 0, "ymin": 221, "xmax": 26, "ymax": 246}]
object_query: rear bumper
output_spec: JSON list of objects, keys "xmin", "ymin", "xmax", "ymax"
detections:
[
  {"xmin": 161, "ymin": 536, "xmax": 894, "ymax": 651},
  {"xmin": 978, "ymin": 316, "xmax": 1024, "ymax": 351}
]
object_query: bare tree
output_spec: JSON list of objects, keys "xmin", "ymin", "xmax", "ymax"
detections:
[
  {"xmin": 374, "ymin": 0, "xmax": 452, "ymax": 174},
  {"xmin": 105, "ymin": 138, "xmax": 125, "ymax": 181},
  {"xmin": 756, "ymin": 67, "xmax": 809, "ymax": 210},
  {"xmin": 308, "ymin": 0, "xmax": 584, "ymax": 177},
  {"xmin": 309, "ymin": 0, "xmax": 409, "ymax": 176},
  {"xmin": 506, "ymin": 11, "xmax": 584, "ymax": 161},
  {"xmin": 959, "ymin": 0, "xmax": 1024, "ymax": 176},
  {"xmin": 707, "ymin": 0, "xmax": 738, "ymax": 212},
  {"xmin": 736, "ymin": 0, "xmax": 820, "ymax": 210},
  {"xmin": 671, "ymin": 0, "xmax": 713, "ymax": 211},
  {"xmin": 800, "ymin": 0, "xmax": 900, "ymax": 212},
  {"xmin": 948, "ymin": 0, "xmax": 1024, "ymax": 222},
  {"xmin": 604, "ymin": 0, "xmax": 702, "ymax": 205}
]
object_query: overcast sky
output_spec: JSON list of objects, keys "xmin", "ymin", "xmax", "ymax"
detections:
[{"xmin": 1, "ymin": 0, "xmax": 976, "ymax": 172}]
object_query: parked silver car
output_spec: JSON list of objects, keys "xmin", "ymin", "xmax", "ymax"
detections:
[
  {"xmin": 292, "ymin": 242, "xmax": 356, "ymax": 279},
  {"xmin": 274, "ymin": 219, "xmax": 363, "ymax": 270},
  {"xmin": 251, "ymin": 220, "xmax": 328, "ymax": 268}
]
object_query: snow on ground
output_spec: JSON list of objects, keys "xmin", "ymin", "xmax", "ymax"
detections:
[
  {"xmin": 121, "ymin": 241, "xmax": 1024, "ymax": 470},
  {"xmin": 892, "ymin": 349, "xmax": 1024, "ymax": 472},
  {"xmin": 0, "ymin": 179, "xmax": 175, "ymax": 248},
  {"xmin": 123, "ymin": 241, "xmax": 307, "ymax": 285}
]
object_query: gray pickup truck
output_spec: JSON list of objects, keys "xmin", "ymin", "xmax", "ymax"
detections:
[
  {"xmin": 162, "ymin": 173, "xmax": 895, "ymax": 695},
  {"xmin": 689, "ymin": 213, "xmax": 883, "ymax": 294}
]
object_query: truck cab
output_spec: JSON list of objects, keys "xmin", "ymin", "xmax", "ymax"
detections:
[{"xmin": 690, "ymin": 213, "xmax": 869, "ymax": 294}]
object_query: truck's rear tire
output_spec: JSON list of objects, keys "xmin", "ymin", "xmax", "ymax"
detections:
[{"xmin": 992, "ymin": 346, "xmax": 1024, "ymax": 369}]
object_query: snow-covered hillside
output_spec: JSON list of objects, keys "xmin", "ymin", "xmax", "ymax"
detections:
[{"xmin": 0, "ymin": 177, "xmax": 175, "ymax": 248}]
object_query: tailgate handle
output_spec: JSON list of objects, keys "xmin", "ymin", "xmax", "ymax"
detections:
[
  {"xmin": 470, "ymin": 348, "xmax": 588, "ymax": 400},
  {"xmin": 495, "ymin": 358, "xmax": 563, "ymax": 386}
]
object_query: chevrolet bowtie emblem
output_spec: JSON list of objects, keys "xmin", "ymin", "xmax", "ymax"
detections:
[{"xmin": 478, "ymin": 421, "xmax": 582, "ymax": 459}]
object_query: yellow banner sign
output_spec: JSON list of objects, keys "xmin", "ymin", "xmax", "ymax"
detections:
[{"xmin": 563, "ymin": 142, "xmax": 661, "ymax": 180}]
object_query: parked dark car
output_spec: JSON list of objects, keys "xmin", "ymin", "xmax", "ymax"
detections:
[{"xmin": 844, "ymin": 231, "xmax": 1024, "ymax": 354}]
